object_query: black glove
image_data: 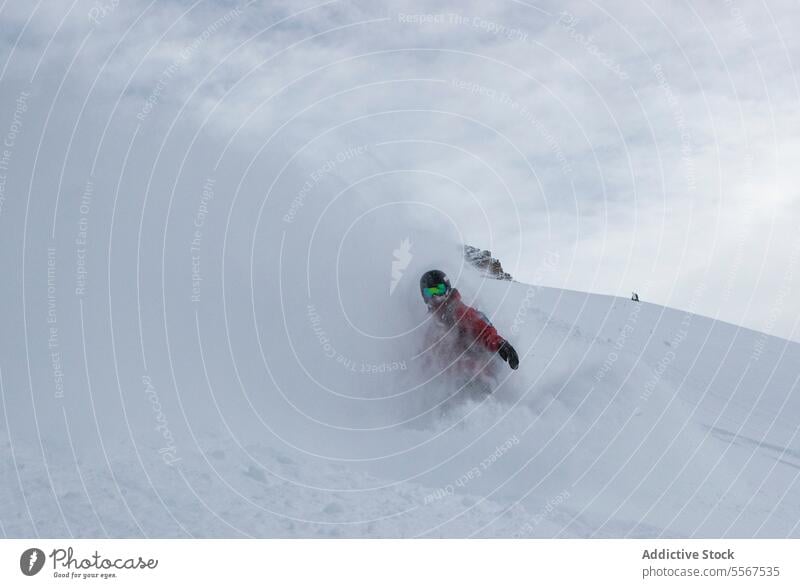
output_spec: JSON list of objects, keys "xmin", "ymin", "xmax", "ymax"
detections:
[{"xmin": 498, "ymin": 340, "xmax": 519, "ymax": 370}]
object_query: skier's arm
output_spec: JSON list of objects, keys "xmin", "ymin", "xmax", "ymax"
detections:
[
  {"xmin": 456, "ymin": 305, "xmax": 504, "ymax": 351},
  {"xmin": 456, "ymin": 304, "xmax": 520, "ymax": 369}
]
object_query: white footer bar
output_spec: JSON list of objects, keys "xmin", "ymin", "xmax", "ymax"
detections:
[{"xmin": 1, "ymin": 539, "xmax": 797, "ymax": 587}]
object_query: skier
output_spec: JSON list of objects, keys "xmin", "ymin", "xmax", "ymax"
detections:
[{"xmin": 420, "ymin": 270, "xmax": 519, "ymax": 371}]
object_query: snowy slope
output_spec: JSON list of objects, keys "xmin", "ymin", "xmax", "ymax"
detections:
[{"xmin": 3, "ymin": 269, "xmax": 799, "ymax": 538}]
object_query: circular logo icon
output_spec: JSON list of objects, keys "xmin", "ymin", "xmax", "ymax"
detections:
[{"xmin": 20, "ymin": 548, "xmax": 46, "ymax": 576}]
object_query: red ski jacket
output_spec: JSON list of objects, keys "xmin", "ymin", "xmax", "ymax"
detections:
[{"xmin": 428, "ymin": 289, "xmax": 504, "ymax": 352}]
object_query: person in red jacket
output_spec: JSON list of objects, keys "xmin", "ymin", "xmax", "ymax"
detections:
[{"xmin": 420, "ymin": 270, "xmax": 519, "ymax": 370}]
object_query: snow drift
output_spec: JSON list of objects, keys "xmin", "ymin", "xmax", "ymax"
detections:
[{"xmin": 3, "ymin": 205, "xmax": 800, "ymax": 537}]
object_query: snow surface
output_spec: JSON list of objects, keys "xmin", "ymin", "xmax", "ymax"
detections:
[{"xmin": 3, "ymin": 249, "xmax": 799, "ymax": 537}]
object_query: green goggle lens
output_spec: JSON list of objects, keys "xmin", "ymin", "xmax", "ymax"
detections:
[{"xmin": 423, "ymin": 283, "xmax": 447, "ymax": 298}]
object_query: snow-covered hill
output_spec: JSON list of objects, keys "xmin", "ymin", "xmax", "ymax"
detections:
[{"xmin": 3, "ymin": 264, "xmax": 799, "ymax": 538}]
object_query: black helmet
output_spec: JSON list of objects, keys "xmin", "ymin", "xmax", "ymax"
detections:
[{"xmin": 420, "ymin": 270, "xmax": 451, "ymax": 303}]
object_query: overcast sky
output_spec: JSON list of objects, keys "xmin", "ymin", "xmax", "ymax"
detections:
[{"xmin": 1, "ymin": 0, "xmax": 799, "ymax": 341}]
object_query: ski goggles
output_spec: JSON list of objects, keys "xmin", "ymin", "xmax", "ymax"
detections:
[{"xmin": 422, "ymin": 283, "xmax": 448, "ymax": 299}]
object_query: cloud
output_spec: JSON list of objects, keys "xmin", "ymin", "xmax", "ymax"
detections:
[{"xmin": 1, "ymin": 0, "xmax": 798, "ymax": 343}]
